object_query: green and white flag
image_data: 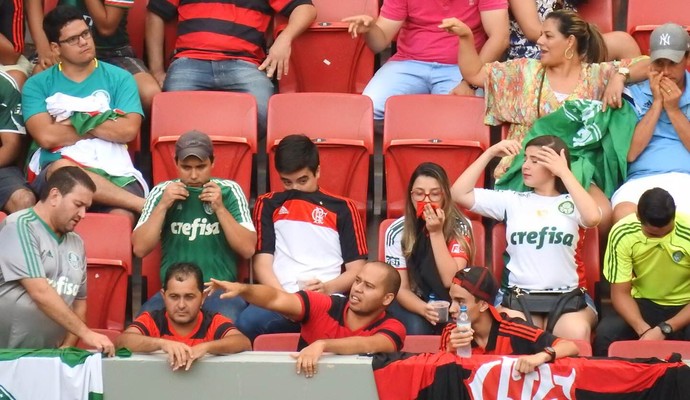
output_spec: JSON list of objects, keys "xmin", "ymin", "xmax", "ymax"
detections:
[{"xmin": 0, "ymin": 348, "xmax": 102, "ymax": 400}]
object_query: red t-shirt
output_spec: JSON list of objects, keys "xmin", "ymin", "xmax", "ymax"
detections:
[
  {"xmin": 130, "ymin": 309, "xmax": 236, "ymax": 346},
  {"xmin": 296, "ymin": 291, "xmax": 406, "ymax": 351}
]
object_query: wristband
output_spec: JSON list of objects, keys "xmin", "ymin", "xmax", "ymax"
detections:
[{"xmin": 638, "ymin": 327, "xmax": 653, "ymax": 338}]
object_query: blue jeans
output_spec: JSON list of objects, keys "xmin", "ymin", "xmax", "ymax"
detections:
[
  {"xmin": 387, "ymin": 300, "xmax": 439, "ymax": 335},
  {"xmin": 139, "ymin": 290, "xmax": 248, "ymax": 323},
  {"xmin": 235, "ymin": 304, "xmax": 301, "ymax": 342},
  {"xmin": 163, "ymin": 57, "xmax": 274, "ymax": 137},
  {"xmin": 362, "ymin": 60, "xmax": 463, "ymax": 120}
]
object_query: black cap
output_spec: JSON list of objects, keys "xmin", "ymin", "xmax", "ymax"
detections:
[{"xmin": 452, "ymin": 266, "xmax": 499, "ymax": 303}]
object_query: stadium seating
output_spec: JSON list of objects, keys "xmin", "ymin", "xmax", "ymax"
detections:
[
  {"xmin": 273, "ymin": 0, "xmax": 378, "ymax": 93},
  {"xmin": 383, "ymin": 95, "xmax": 490, "ymax": 219},
  {"xmin": 0, "ymin": 211, "xmax": 6, "ymax": 222},
  {"xmin": 140, "ymin": 244, "xmax": 251, "ymax": 302},
  {"xmin": 150, "ymin": 91, "xmax": 258, "ymax": 199},
  {"xmin": 572, "ymin": 339, "xmax": 593, "ymax": 357},
  {"xmin": 253, "ymin": 333, "xmax": 300, "ymax": 351},
  {"xmin": 73, "ymin": 213, "xmax": 132, "ymax": 331},
  {"xmin": 626, "ymin": 0, "xmax": 690, "ymax": 57},
  {"xmin": 266, "ymin": 93, "xmax": 374, "ymax": 224},
  {"xmin": 608, "ymin": 340, "xmax": 690, "ymax": 359},
  {"xmin": 490, "ymin": 223, "xmax": 601, "ymax": 302},
  {"xmin": 577, "ymin": 0, "xmax": 614, "ymax": 33},
  {"xmin": 378, "ymin": 218, "xmax": 486, "ymax": 269}
]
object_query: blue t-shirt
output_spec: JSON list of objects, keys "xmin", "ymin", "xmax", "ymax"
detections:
[
  {"xmin": 22, "ymin": 59, "xmax": 143, "ymax": 122},
  {"xmin": 627, "ymin": 70, "xmax": 690, "ymax": 179}
]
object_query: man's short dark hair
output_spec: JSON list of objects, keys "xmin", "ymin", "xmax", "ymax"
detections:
[
  {"xmin": 43, "ymin": 5, "xmax": 86, "ymax": 43},
  {"xmin": 163, "ymin": 262, "xmax": 204, "ymax": 292},
  {"xmin": 274, "ymin": 134, "xmax": 319, "ymax": 175},
  {"xmin": 372, "ymin": 261, "xmax": 401, "ymax": 298},
  {"xmin": 638, "ymin": 187, "xmax": 676, "ymax": 227},
  {"xmin": 39, "ymin": 166, "xmax": 96, "ymax": 201}
]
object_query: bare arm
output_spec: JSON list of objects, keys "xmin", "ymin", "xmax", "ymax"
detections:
[
  {"xmin": 83, "ymin": 0, "xmax": 126, "ymax": 36},
  {"xmin": 322, "ymin": 259, "xmax": 365, "ymax": 294},
  {"xmin": 514, "ymin": 338, "xmax": 579, "ymax": 373},
  {"xmin": 145, "ymin": 12, "xmax": 167, "ymax": 84},
  {"xmin": 89, "ymin": 113, "xmax": 141, "ymax": 144},
  {"xmin": 207, "ymin": 279, "xmax": 304, "ymax": 321},
  {"xmin": 429, "ymin": 233, "xmax": 467, "ymax": 286},
  {"xmin": 0, "ymin": 133, "xmax": 22, "ymax": 167},
  {"xmin": 396, "ymin": 269, "xmax": 428, "ymax": 316},
  {"xmin": 26, "ymin": 0, "xmax": 59, "ymax": 69},
  {"xmin": 116, "ymin": 328, "xmax": 168, "ymax": 352},
  {"xmin": 451, "ymin": 140, "xmax": 522, "ymax": 209},
  {"xmin": 343, "ymin": 15, "xmax": 403, "ymax": 54},
  {"xmin": 216, "ymin": 207, "xmax": 256, "ymax": 259},
  {"xmin": 260, "ymin": 4, "xmax": 316, "ymax": 79},
  {"xmin": 26, "ymin": 113, "xmax": 85, "ymax": 149},
  {"xmin": 252, "ymin": 253, "xmax": 283, "ymax": 290},
  {"xmin": 439, "ymin": 18, "xmax": 486, "ymax": 88},
  {"xmin": 628, "ymin": 102, "xmax": 661, "ymax": 161},
  {"xmin": 21, "ymin": 277, "xmax": 114, "ymax": 354},
  {"xmin": 509, "ymin": 0, "xmax": 542, "ymax": 42},
  {"xmin": 610, "ymin": 281, "xmax": 652, "ymax": 336},
  {"xmin": 477, "ymin": 9, "xmax": 510, "ymax": 64},
  {"xmin": 192, "ymin": 330, "xmax": 251, "ymax": 356},
  {"xmin": 0, "ymin": 34, "xmax": 20, "ymax": 65},
  {"xmin": 60, "ymin": 299, "xmax": 86, "ymax": 347}
]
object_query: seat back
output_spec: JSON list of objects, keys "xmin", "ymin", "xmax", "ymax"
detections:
[
  {"xmin": 266, "ymin": 93, "xmax": 373, "ymax": 223},
  {"xmin": 378, "ymin": 219, "xmax": 486, "ymax": 268},
  {"xmin": 383, "ymin": 95, "xmax": 490, "ymax": 218},
  {"xmin": 253, "ymin": 333, "xmax": 300, "ymax": 351},
  {"xmin": 577, "ymin": 0, "xmax": 613, "ymax": 33},
  {"xmin": 608, "ymin": 340, "xmax": 690, "ymax": 358},
  {"xmin": 402, "ymin": 335, "xmax": 440, "ymax": 353},
  {"xmin": 150, "ymin": 91, "xmax": 257, "ymax": 198},
  {"xmin": 0, "ymin": 211, "xmax": 6, "ymax": 222},
  {"xmin": 626, "ymin": 0, "xmax": 690, "ymax": 56},
  {"xmin": 491, "ymin": 223, "xmax": 600, "ymax": 301},
  {"xmin": 73, "ymin": 213, "xmax": 132, "ymax": 331},
  {"xmin": 274, "ymin": 0, "xmax": 378, "ymax": 93},
  {"xmin": 140, "ymin": 244, "xmax": 250, "ymax": 301}
]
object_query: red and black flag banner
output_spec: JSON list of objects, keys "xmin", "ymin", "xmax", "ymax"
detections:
[{"xmin": 373, "ymin": 352, "xmax": 690, "ymax": 400}]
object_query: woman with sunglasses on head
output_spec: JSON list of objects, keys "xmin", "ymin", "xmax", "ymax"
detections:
[
  {"xmin": 384, "ymin": 162, "xmax": 475, "ymax": 335},
  {"xmin": 440, "ymin": 10, "xmax": 649, "ymax": 234},
  {"xmin": 452, "ymin": 136, "xmax": 600, "ymax": 341}
]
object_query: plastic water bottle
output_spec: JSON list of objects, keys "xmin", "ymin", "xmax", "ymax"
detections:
[{"xmin": 456, "ymin": 304, "xmax": 472, "ymax": 358}]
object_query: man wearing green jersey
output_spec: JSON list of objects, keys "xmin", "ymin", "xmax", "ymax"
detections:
[
  {"xmin": 0, "ymin": 166, "xmax": 114, "ymax": 354},
  {"xmin": 595, "ymin": 188, "xmax": 690, "ymax": 355},
  {"xmin": 133, "ymin": 131, "xmax": 256, "ymax": 321}
]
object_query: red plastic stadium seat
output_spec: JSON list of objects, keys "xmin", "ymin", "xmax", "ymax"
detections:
[
  {"xmin": 150, "ymin": 91, "xmax": 257, "ymax": 199},
  {"xmin": 73, "ymin": 213, "xmax": 132, "ymax": 331},
  {"xmin": 378, "ymin": 219, "xmax": 486, "ymax": 269},
  {"xmin": 490, "ymin": 223, "xmax": 600, "ymax": 302},
  {"xmin": 76, "ymin": 328, "xmax": 122, "ymax": 350},
  {"xmin": 402, "ymin": 335, "xmax": 440, "ymax": 353},
  {"xmin": 626, "ymin": 0, "xmax": 690, "ymax": 58},
  {"xmin": 0, "ymin": 211, "xmax": 6, "ymax": 222},
  {"xmin": 577, "ymin": 0, "xmax": 613, "ymax": 33},
  {"xmin": 140, "ymin": 244, "xmax": 251, "ymax": 302},
  {"xmin": 253, "ymin": 333, "xmax": 300, "ymax": 351},
  {"xmin": 266, "ymin": 93, "xmax": 373, "ymax": 224},
  {"xmin": 608, "ymin": 340, "xmax": 690, "ymax": 359},
  {"xmin": 274, "ymin": 0, "xmax": 378, "ymax": 93},
  {"xmin": 383, "ymin": 95, "xmax": 490, "ymax": 219}
]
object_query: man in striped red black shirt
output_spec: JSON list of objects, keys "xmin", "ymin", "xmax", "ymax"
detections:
[
  {"xmin": 145, "ymin": 0, "xmax": 316, "ymax": 136},
  {"xmin": 440, "ymin": 266, "xmax": 579, "ymax": 373},
  {"xmin": 207, "ymin": 261, "xmax": 406, "ymax": 378},
  {"xmin": 235, "ymin": 134, "xmax": 368, "ymax": 341}
]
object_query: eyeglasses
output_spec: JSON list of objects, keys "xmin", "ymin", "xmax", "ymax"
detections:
[
  {"xmin": 58, "ymin": 29, "xmax": 92, "ymax": 46},
  {"xmin": 410, "ymin": 189, "xmax": 443, "ymax": 202}
]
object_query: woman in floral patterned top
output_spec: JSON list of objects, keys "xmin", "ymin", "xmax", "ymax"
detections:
[{"xmin": 440, "ymin": 10, "xmax": 649, "ymax": 233}]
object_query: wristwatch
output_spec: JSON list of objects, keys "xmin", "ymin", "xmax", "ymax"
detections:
[
  {"xmin": 658, "ymin": 321, "xmax": 673, "ymax": 337},
  {"xmin": 616, "ymin": 67, "xmax": 631, "ymax": 83},
  {"xmin": 543, "ymin": 346, "xmax": 557, "ymax": 362}
]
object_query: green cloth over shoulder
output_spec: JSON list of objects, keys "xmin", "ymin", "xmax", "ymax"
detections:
[{"xmin": 495, "ymin": 99, "xmax": 638, "ymax": 198}]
